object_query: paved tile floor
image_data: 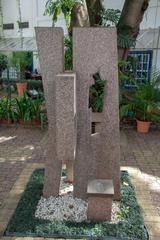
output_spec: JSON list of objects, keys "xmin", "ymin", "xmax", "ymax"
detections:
[
  {"xmin": 0, "ymin": 126, "xmax": 160, "ymax": 239},
  {"xmin": 0, "ymin": 126, "xmax": 45, "ymax": 208}
]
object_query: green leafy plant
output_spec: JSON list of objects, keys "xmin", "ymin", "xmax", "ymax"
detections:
[
  {"xmin": 64, "ymin": 36, "xmax": 72, "ymax": 70},
  {"xmin": 117, "ymin": 25, "xmax": 136, "ymax": 49},
  {"xmin": 0, "ymin": 54, "xmax": 8, "ymax": 77},
  {"xmin": 11, "ymin": 52, "xmax": 32, "ymax": 81},
  {"xmin": 30, "ymin": 97, "xmax": 44, "ymax": 121},
  {"xmin": 101, "ymin": 8, "xmax": 121, "ymax": 26},
  {"xmin": 44, "ymin": 0, "xmax": 75, "ymax": 28},
  {"xmin": 89, "ymin": 72, "xmax": 105, "ymax": 112},
  {"xmin": 14, "ymin": 94, "xmax": 45, "ymax": 125},
  {"xmin": 0, "ymin": 97, "xmax": 16, "ymax": 122},
  {"xmin": 27, "ymin": 80, "xmax": 43, "ymax": 92},
  {"xmin": 120, "ymin": 75, "xmax": 160, "ymax": 122},
  {"xmin": 15, "ymin": 95, "xmax": 32, "ymax": 122}
]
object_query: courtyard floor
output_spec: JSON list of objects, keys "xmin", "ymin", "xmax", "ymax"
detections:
[{"xmin": 0, "ymin": 126, "xmax": 160, "ymax": 239}]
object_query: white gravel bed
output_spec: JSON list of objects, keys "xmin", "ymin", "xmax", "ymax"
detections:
[{"xmin": 35, "ymin": 178, "xmax": 120, "ymax": 223}]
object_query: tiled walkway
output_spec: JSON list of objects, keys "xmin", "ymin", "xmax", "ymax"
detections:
[
  {"xmin": 0, "ymin": 127, "xmax": 45, "ymax": 208},
  {"xmin": 0, "ymin": 126, "xmax": 160, "ymax": 239},
  {"xmin": 121, "ymin": 129, "xmax": 160, "ymax": 239}
]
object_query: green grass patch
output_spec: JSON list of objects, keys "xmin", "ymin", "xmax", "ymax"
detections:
[{"xmin": 5, "ymin": 170, "xmax": 148, "ymax": 240}]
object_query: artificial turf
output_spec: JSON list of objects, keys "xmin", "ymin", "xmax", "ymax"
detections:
[{"xmin": 5, "ymin": 169, "xmax": 148, "ymax": 240}]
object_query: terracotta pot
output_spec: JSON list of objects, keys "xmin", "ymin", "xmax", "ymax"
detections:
[
  {"xmin": 16, "ymin": 82, "xmax": 27, "ymax": 96},
  {"xmin": 31, "ymin": 119, "xmax": 41, "ymax": 125},
  {"xmin": 136, "ymin": 119, "xmax": 151, "ymax": 133},
  {"xmin": 0, "ymin": 119, "xmax": 12, "ymax": 124},
  {"xmin": 19, "ymin": 119, "xmax": 31, "ymax": 125}
]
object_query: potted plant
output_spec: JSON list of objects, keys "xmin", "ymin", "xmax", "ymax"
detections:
[
  {"xmin": 30, "ymin": 97, "xmax": 44, "ymax": 125},
  {"xmin": 16, "ymin": 79, "xmax": 28, "ymax": 97},
  {"xmin": 15, "ymin": 95, "xmax": 32, "ymax": 124},
  {"xmin": 0, "ymin": 97, "xmax": 15, "ymax": 124},
  {"xmin": 0, "ymin": 54, "xmax": 8, "ymax": 78},
  {"xmin": 11, "ymin": 52, "xmax": 32, "ymax": 96},
  {"xmin": 120, "ymin": 78, "xmax": 160, "ymax": 133}
]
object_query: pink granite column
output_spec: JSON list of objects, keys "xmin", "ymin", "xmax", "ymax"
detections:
[
  {"xmin": 35, "ymin": 27, "xmax": 64, "ymax": 197},
  {"xmin": 73, "ymin": 28, "xmax": 120, "ymax": 200}
]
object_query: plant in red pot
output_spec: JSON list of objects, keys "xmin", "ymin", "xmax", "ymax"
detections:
[
  {"xmin": 11, "ymin": 52, "xmax": 32, "ymax": 96},
  {"xmin": 16, "ymin": 79, "xmax": 28, "ymax": 97},
  {"xmin": 120, "ymin": 77, "xmax": 160, "ymax": 133},
  {"xmin": 0, "ymin": 97, "xmax": 16, "ymax": 124},
  {"xmin": 30, "ymin": 97, "xmax": 44, "ymax": 126}
]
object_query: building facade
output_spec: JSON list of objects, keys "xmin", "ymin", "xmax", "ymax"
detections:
[{"xmin": 0, "ymin": 0, "xmax": 160, "ymax": 72}]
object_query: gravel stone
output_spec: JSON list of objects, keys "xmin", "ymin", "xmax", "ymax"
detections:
[{"xmin": 35, "ymin": 178, "xmax": 120, "ymax": 223}]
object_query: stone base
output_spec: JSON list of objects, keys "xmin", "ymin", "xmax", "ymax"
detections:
[{"xmin": 87, "ymin": 196, "xmax": 112, "ymax": 222}]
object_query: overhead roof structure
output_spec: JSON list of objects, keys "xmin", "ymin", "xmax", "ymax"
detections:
[
  {"xmin": 0, "ymin": 37, "xmax": 37, "ymax": 52},
  {"xmin": 0, "ymin": 28, "xmax": 159, "ymax": 52},
  {"xmin": 136, "ymin": 28, "xmax": 160, "ymax": 49}
]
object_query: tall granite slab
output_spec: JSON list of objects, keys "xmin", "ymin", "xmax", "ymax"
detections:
[
  {"xmin": 73, "ymin": 28, "xmax": 120, "ymax": 200},
  {"xmin": 35, "ymin": 27, "xmax": 64, "ymax": 197},
  {"xmin": 55, "ymin": 73, "xmax": 76, "ymax": 182},
  {"xmin": 55, "ymin": 73, "xmax": 76, "ymax": 163}
]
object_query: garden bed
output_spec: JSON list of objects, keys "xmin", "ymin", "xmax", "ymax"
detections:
[{"xmin": 5, "ymin": 169, "xmax": 149, "ymax": 240}]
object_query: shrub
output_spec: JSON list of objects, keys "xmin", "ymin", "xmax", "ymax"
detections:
[{"xmin": 27, "ymin": 80, "xmax": 43, "ymax": 92}]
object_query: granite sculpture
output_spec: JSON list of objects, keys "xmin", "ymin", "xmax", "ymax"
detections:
[{"xmin": 36, "ymin": 27, "xmax": 120, "ymax": 220}]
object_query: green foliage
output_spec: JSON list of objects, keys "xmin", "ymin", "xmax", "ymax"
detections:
[
  {"xmin": 0, "ymin": 54, "xmax": 8, "ymax": 75},
  {"xmin": 0, "ymin": 95, "xmax": 45, "ymax": 124},
  {"xmin": 64, "ymin": 36, "xmax": 72, "ymax": 70},
  {"xmin": 15, "ymin": 95, "xmax": 32, "ymax": 121},
  {"xmin": 11, "ymin": 52, "xmax": 32, "ymax": 80},
  {"xmin": 117, "ymin": 33, "xmax": 136, "ymax": 49},
  {"xmin": 120, "ymin": 74, "xmax": 160, "ymax": 121},
  {"xmin": 0, "ymin": 97, "xmax": 16, "ymax": 121},
  {"xmin": 118, "ymin": 59, "xmax": 136, "ymax": 86},
  {"xmin": 89, "ymin": 72, "xmax": 105, "ymax": 112},
  {"xmin": 117, "ymin": 25, "xmax": 136, "ymax": 48},
  {"xmin": 101, "ymin": 9, "xmax": 136, "ymax": 49},
  {"xmin": 15, "ymin": 94, "xmax": 44, "ymax": 122},
  {"xmin": 101, "ymin": 8, "xmax": 121, "ymax": 26},
  {"xmin": 44, "ymin": 0, "xmax": 75, "ymax": 28},
  {"xmin": 6, "ymin": 170, "xmax": 148, "ymax": 240},
  {"xmin": 27, "ymin": 80, "xmax": 43, "ymax": 92}
]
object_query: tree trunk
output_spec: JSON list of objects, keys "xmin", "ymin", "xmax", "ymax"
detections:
[
  {"xmin": 86, "ymin": 0, "xmax": 103, "ymax": 26},
  {"xmin": 69, "ymin": 0, "xmax": 90, "ymax": 35},
  {"xmin": 117, "ymin": 0, "xmax": 149, "ymax": 59}
]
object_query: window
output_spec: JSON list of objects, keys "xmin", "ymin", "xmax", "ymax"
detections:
[
  {"xmin": 18, "ymin": 22, "xmax": 29, "ymax": 29},
  {"xmin": 128, "ymin": 50, "xmax": 153, "ymax": 84},
  {"xmin": 3, "ymin": 23, "xmax": 14, "ymax": 30}
]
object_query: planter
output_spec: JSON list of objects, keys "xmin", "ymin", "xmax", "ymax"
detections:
[
  {"xmin": 16, "ymin": 82, "xmax": 27, "ymax": 96},
  {"xmin": 0, "ymin": 119, "xmax": 12, "ymax": 124},
  {"xmin": 19, "ymin": 119, "xmax": 31, "ymax": 125},
  {"xmin": 31, "ymin": 119, "xmax": 41, "ymax": 125},
  {"xmin": 136, "ymin": 119, "xmax": 151, "ymax": 133}
]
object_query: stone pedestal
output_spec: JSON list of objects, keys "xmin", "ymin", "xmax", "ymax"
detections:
[{"xmin": 87, "ymin": 179, "xmax": 114, "ymax": 222}]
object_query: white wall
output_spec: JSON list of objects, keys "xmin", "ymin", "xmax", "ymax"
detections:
[
  {"xmin": 2, "ymin": 0, "xmax": 160, "ymax": 38},
  {"xmin": 1, "ymin": 0, "xmax": 67, "ymax": 38}
]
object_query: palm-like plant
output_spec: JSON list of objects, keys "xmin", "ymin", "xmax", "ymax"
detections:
[
  {"xmin": 15, "ymin": 95, "xmax": 32, "ymax": 122},
  {"xmin": 120, "ymin": 73, "xmax": 160, "ymax": 122},
  {"xmin": 0, "ymin": 97, "xmax": 17, "ymax": 122},
  {"xmin": 89, "ymin": 72, "xmax": 105, "ymax": 112}
]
